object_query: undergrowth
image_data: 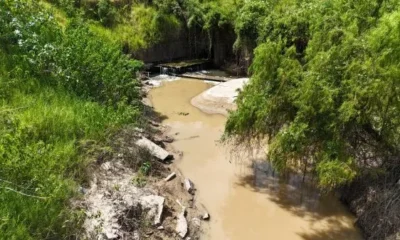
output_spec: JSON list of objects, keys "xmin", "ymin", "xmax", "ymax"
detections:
[{"xmin": 0, "ymin": 1, "xmax": 143, "ymax": 239}]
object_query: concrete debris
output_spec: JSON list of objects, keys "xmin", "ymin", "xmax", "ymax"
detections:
[
  {"xmin": 184, "ymin": 179, "xmax": 195, "ymax": 194},
  {"xmin": 175, "ymin": 209, "xmax": 188, "ymax": 238},
  {"xmin": 164, "ymin": 172, "xmax": 176, "ymax": 182},
  {"xmin": 140, "ymin": 195, "xmax": 165, "ymax": 225},
  {"xmin": 202, "ymin": 213, "xmax": 210, "ymax": 220},
  {"xmin": 135, "ymin": 137, "xmax": 170, "ymax": 161}
]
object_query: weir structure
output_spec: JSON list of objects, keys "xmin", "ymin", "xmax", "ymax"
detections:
[{"xmin": 154, "ymin": 59, "xmax": 228, "ymax": 82}]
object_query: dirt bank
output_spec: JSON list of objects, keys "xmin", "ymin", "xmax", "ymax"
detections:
[
  {"xmin": 340, "ymin": 166, "xmax": 400, "ymax": 240},
  {"xmin": 79, "ymin": 85, "xmax": 210, "ymax": 239}
]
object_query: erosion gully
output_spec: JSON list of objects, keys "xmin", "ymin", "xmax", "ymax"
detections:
[{"xmin": 148, "ymin": 76, "xmax": 363, "ymax": 240}]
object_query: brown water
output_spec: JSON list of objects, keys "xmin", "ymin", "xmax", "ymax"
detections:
[{"xmin": 149, "ymin": 79, "xmax": 363, "ymax": 240}]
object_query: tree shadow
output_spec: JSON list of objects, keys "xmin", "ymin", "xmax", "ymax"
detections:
[
  {"xmin": 235, "ymin": 160, "xmax": 362, "ymax": 239},
  {"xmin": 297, "ymin": 219, "xmax": 362, "ymax": 240}
]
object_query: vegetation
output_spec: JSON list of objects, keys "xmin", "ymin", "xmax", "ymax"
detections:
[
  {"xmin": 0, "ymin": 1, "xmax": 142, "ymax": 239},
  {"xmin": 45, "ymin": 0, "xmax": 183, "ymax": 50},
  {"xmin": 224, "ymin": 0, "xmax": 400, "ymax": 189},
  {"xmin": 2, "ymin": 0, "xmax": 399, "ymax": 238}
]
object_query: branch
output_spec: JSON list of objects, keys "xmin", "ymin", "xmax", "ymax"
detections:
[{"xmin": 3, "ymin": 187, "xmax": 48, "ymax": 200}]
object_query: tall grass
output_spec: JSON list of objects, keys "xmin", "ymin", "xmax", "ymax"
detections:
[
  {"xmin": 0, "ymin": 77, "xmax": 141, "ymax": 239},
  {"xmin": 0, "ymin": 1, "xmax": 143, "ymax": 238}
]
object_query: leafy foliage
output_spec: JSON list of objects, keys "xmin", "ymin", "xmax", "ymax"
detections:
[
  {"xmin": 0, "ymin": 0, "xmax": 142, "ymax": 239},
  {"xmin": 225, "ymin": 0, "xmax": 400, "ymax": 189}
]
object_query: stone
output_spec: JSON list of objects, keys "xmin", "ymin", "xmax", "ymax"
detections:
[
  {"xmin": 105, "ymin": 230, "xmax": 118, "ymax": 239},
  {"xmin": 184, "ymin": 179, "xmax": 195, "ymax": 194},
  {"xmin": 191, "ymin": 218, "xmax": 201, "ymax": 227},
  {"xmin": 162, "ymin": 135, "xmax": 174, "ymax": 143},
  {"xmin": 140, "ymin": 195, "xmax": 165, "ymax": 225},
  {"xmin": 175, "ymin": 209, "xmax": 188, "ymax": 238},
  {"xmin": 134, "ymin": 127, "xmax": 144, "ymax": 134},
  {"xmin": 202, "ymin": 213, "xmax": 210, "ymax": 220},
  {"xmin": 101, "ymin": 162, "xmax": 111, "ymax": 171},
  {"xmin": 135, "ymin": 137, "xmax": 170, "ymax": 161},
  {"xmin": 157, "ymin": 226, "xmax": 164, "ymax": 230},
  {"xmin": 164, "ymin": 172, "xmax": 176, "ymax": 182}
]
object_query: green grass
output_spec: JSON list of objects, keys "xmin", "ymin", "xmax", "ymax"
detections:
[
  {"xmin": 39, "ymin": 1, "xmax": 69, "ymax": 28},
  {"xmin": 0, "ymin": 78, "xmax": 139, "ymax": 239}
]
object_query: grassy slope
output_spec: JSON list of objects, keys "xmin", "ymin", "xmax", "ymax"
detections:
[{"xmin": 0, "ymin": 3, "xmax": 141, "ymax": 239}]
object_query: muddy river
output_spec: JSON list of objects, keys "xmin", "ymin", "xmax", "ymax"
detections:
[{"xmin": 149, "ymin": 78, "xmax": 363, "ymax": 240}]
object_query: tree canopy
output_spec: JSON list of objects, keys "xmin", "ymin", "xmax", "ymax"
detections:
[{"xmin": 224, "ymin": 0, "xmax": 400, "ymax": 189}]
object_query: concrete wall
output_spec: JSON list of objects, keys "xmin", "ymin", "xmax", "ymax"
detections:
[
  {"xmin": 132, "ymin": 25, "xmax": 249, "ymax": 75},
  {"xmin": 132, "ymin": 28, "xmax": 209, "ymax": 63}
]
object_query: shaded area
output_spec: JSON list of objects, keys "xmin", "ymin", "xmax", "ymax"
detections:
[{"xmin": 235, "ymin": 160, "xmax": 362, "ymax": 240}]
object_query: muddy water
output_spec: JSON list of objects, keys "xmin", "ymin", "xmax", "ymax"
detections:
[{"xmin": 149, "ymin": 79, "xmax": 362, "ymax": 240}]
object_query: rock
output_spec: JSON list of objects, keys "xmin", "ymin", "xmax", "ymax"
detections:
[
  {"xmin": 184, "ymin": 179, "xmax": 195, "ymax": 194},
  {"xmin": 101, "ymin": 162, "xmax": 112, "ymax": 171},
  {"xmin": 202, "ymin": 213, "xmax": 210, "ymax": 220},
  {"xmin": 135, "ymin": 137, "xmax": 170, "ymax": 161},
  {"xmin": 191, "ymin": 218, "xmax": 201, "ymax": 227},
  {"xmin": 140, "ymin": 195, "xmax": 165, "ymax": 225},
  {"xmin": 105, "ymin": 230, "xmax": 118, "ymax": 239},
  {"xmin": 175, "ymin": 209, "xmax": 188, "ymax": 238},
  {"xmin": 162, "ymin": 135, "xmax": 174, "ymax": 143},
  {"xmin": 164, "ymin": 172, "xmax": 176, "ymax": 182},
  {"xmin": 157, "ymin": 226, "xmax": 164, "ymax": 230},
  {"xmin": 134, "ymin": 127, "xmax": 145, "ymax": 134},
  {"xmin": 78, "ymin": 186, "xmax": 87, "ymax": 195}
]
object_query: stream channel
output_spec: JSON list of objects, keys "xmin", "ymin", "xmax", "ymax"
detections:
[{"xmin": 148, "ymin": 73, "xmax": 363, "ymax": 240}]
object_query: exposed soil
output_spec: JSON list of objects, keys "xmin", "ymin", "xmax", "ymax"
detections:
[{"xmin": 79, "ymin": 85, "xmax": 209, "ymax": 239}]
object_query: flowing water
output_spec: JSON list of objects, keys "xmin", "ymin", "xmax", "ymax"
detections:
[{"xmin": 149, "ymin": 78, "xmax": 363, "ymax": 240}]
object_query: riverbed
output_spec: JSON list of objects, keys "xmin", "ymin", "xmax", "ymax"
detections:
[{"xmin": 148, "ymin": 78, "xmax": 363, "ymax": 240}]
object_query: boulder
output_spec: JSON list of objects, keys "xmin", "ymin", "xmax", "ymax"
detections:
[
  {"xmin": 175, "ymin": 209, "xmax": 188, "ymax": 238},
  {"xmin": 202, "ymin": 213, "xmax": 210, "ymax": 220},
  {"xmin": 140, "ymin": 195, "xmax": 165, "ymax": 225}
]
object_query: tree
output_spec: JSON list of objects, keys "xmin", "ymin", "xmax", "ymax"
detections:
[{"xmin": 224, "ymin": 0, "xmax": 400, "ymax": 189}]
